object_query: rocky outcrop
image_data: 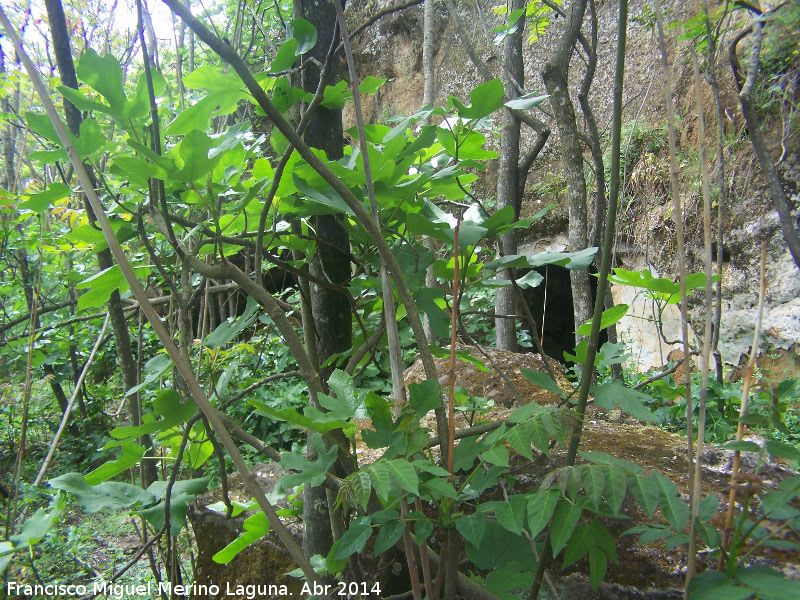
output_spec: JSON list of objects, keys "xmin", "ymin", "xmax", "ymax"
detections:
[{"xmin": 348, "ymin": 0, "xmax": 800, "ymax": 377}]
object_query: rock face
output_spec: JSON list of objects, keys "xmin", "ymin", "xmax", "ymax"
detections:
[
  {"xmin": 188, "ymin": 464, "xmax": 304, "ymax": 600},
  {"xmin": 348, "ymin": 0, "xmax": 800, "ymax": 377}
]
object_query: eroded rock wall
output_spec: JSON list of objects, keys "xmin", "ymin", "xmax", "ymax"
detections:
[{"xmin": 348, "ymin": 0, "xmax": 800, "ymax": 375}]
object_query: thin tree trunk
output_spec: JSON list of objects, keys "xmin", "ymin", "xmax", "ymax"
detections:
[
  {"xmin": 422, "ymin": 0, "xmax": 437, "ymax": 345},
  {"xmin": 44, "ymin": 0, "xmax": 157, "ymax": 486},
  {"xmin": 0, "ymin": 44, "xmax": 16, "ymax": 191},
  {"xmin": 296, "ymin": 0, "xmax": 349, "ymax": 563},
  {"xmin": 541, "ymin": 0, "xmax": 593, "ymax": 350},
  {"xmin": 495, "ymin": 1, "xmax": 525, "ymax": 352},
  {"xmin": 703, "ymin": 0, "xmax": 727, "ymax": 385},
  {"xmin": 730, "ymin": 22, "xmax": 800, "ymax": 270}
]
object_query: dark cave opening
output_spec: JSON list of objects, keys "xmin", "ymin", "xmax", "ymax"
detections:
[{"xmin": 520, "ymin": 265, "xmax": 608, "ymax": 362}]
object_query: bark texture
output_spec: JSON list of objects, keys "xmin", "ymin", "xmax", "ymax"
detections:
[
  {"xmin": 541, "ymin": 0, "xmax": 593, "ymax": 348},
  {"xmin": 296, "ymin": 0, "xmax": 350, "ymax": 562},
  {"xmin": 494, "ymin": 0, "xmax": 525, "ymax": 352}
]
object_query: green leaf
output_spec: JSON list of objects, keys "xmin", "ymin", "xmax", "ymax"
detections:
[
  {"xmin": 76, "ymin": 265, "xmax": 126, "ymax": 310},
  {"xmin": 423, "ymin": 477, "xmax": 459, "ymax": 500},
  {"xmin": 687, "ymin": 571, "xmax": 754, "ymax": 600},
  {"xmin": 429, "ymin": 345, "xmax": 491, "ymax": 372},
  {"xmin": 25, "ymin": 111, "xmax": 61, "ymax": 144},
  {"xmin": 18, "ymin": 183, "xmax": 71, "ymax": 213},
  {"xmin": 319, "ymin": 80, "xmax": 352, "ymax": 109},
  {"xmin": 269, "ymin": 38, "xmax": 299, "ymax": 72},
  {"xmin": 325, "ymin": 369, "xmax": 366, "ymax": 419},
  {"xmin": 212, "ymin": 512, "xmax": 269, "ymax": 564},
  {"xmin": 289, "ymin": 18, "xmax": 317, "ymax": 55},
  {"xmin": 408, "ymin": 380, "xmax": 441, "ymax": 419},
  {"xmin": 84, "ymin": 441, "xmax": 146, "ymax": 485},
  {"xmin": 576, "ymin": 304, "xmax": 630, "ymax": 336},
  {"xmin": 588, "ymin": 546, "xmax": 608, "ymax": 590},
  {"xmin": 580, "ymin": 465, "xmax": 606, "ymax": 510},
  {"xmin": 58, "ymin": 85, "xmax": 116, "ymax": 116},
  {"xmin": 723, "ymin": 441, "xmax": 764, "ymax": 453},
  {"xmin": 652, "ymin": 472, "xmax": 689, "ymax": 531},
  {"xmin": 387, "ymin": 459, "xmax": 419, "ymax": 495},
  {"xmin": 453, "ymin": 435, "xmax": 488, "ymax": 473},
  {"xmin": 627, "ymin": 474, "xmax": 660, "ymax": 518},
  {"xmin": 590, "ymin": 380, "xmax": 659, "ymax": 423},
  {"xmin": 48, "ymin": 473, "xmax": 156, "ymax": 513},
  {"xmin": 504, "ymin": 93, "xmax": 549, "ymax": 110},
  {"xmin": 486, "ymin": 247, "xmax": 598, "ymax": 271},
  {"xmin": 491, "ymin": 495, "xmax": 527, "ymax": 535},
  {"xmin": 75, "ymin": 48, "xmax": 128, "ymax": 115},
  {"xmin": 367, "ymin": 461, "xmax": 391, "ymax": 502},
  {"xmin": 279, "ymin": 434, "xmax": 338, "ymax": 489},
  {"xmin": 609, "ymin": 268, "xmax": 720, "ymax": 304},
  {"xmin": 735, "ymin": 565, "xmax": 800, "ymax": 600},
  {"xmin": 765, "ymin": 440, "xmax": 800, "ymax": 462},
  {"xmin": 73, "ymin": 119, "xmax": 106, "ymax": 158},
  {"xmin": 520, "ymin": 369, "xmax": 563, "ymax": 396},
  {"xmin": 250, "ymin": 399, "xmax": 354, "ymax": 436},
  {"xmin": 603, "ymin": 467, "xmax": 628, "ymax": 516},
  {"xmin": 504, "ymin": 424, "xmax": 534, "ymax": 461},
  {"xmin": 623, "ymin": 523, "xmax": 672, "ymax": 544},
  {"xmin": 562, "ymin": 524, "xmax": 593, "ymax": 567},
  {"xmin": 343, "ymin": 470, "xmax": 372, "ymax": 511},
  {"xmin": 178, "ymin": 129, "xmax": 222, "ymax": 182},
  {"xmin": 205, "ymin": 296, "xmax": 260, "ymax": 348},
  {"xmin": 384, "ymin": 107, "xmax": 445, "ymax": 141},
  {"xmin": 294, "ymin": 174, "xmax": 354, "ymax": 215},
  {"xmin": 697, "ymin": 521, "xmax": 721, "ymax": 549},
  {"xmin": 411, "ymin": 461, "xmax": 451, "ymax": 478},
  {"xmin": 373, "ymin": 520, "xmax": 405, "ymax": 555},
  {"xmin": 415, "ymin": 518, "xmax": 434, "ymax": 545},
  {"xmin": 9, "ymin": 506, "xmax": 61, "ymax": 549},
  {"xmin": 112, "ymin": 389, "xmax": 196, "ymax": 439},
  {"xmin": 484, "ymin": 562, "xmax": 536, "ymax": 600},
  {"xmin": 334, "ymin": 518, "xmax": 372, "ymax": 560},
  {"xmin": 550, "ymin": 501, "xmax": 582, "ymax": 557},
  {"xmin": 154, "ymin": 388, "xmax": 197, "ymax": 424},
  {"xmin": 167, "ymin": 95, "xmax": 221, "ymax": 135},
  {"xmin": 455, "ymin": 512, "xmax": 487, "ymax": 547},
  {"xmin": 451, "ymin": 79, "xmax": 505, "ymax": 120},
  {"xmin": 481, "ymin": 444, "xmax": 509, "ymax": 467},
  {"xmin": 205, "ymin": 499, "xmax": 256, "ymax": 518},
  {"xmin": 698, "ymin": 494, "xmax": 720, "ymax": 522},
  {"xmin": 137, "ymin": 493, "xmax": 193, "ymax": 535},
  {"xmin": 147, "ymin": 477, "xmax": 211, "ymax": 500},
  {"xmin": 527, "ymin": 488, "xmax": 560, "ymax": 539},
  {"xmin": 359, "ymin": 76, "xmax": 387, "ymax": 94}
]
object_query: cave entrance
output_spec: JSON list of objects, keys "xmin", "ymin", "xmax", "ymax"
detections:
[{"xmin": 521, "ymin": 265, "xmax": 607, "ymax": 362}]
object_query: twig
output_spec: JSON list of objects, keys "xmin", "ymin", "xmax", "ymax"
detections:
[
  {"xmin": 33, "ymin": 315, "xmax": 110, "ymax": 487},
  {"xmin": 654, "ymin": 0, "xmax": 695, "ymax": 510}
]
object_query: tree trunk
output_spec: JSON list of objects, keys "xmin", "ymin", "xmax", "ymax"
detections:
[
  {"xmin": 730, "ymin": 22, "xmax": 800, "ymax": 271},
  {"xmin": 495, "ymin": 0, "xmax": 525, "ymax": 352},
  {"xmin": 0, "ymin": 44, "xmax": 16, "ymax": 191},
  {"xmin": 44, "ymin": 0, "xmax": 157, "ymax": 486},
  {"xmin": 542, "ymin": 0, "xmax": 593, "ymax": 349},
  {"xmin": 296, "ymin": 0, "xmax": 350, "ymax": 562}
]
